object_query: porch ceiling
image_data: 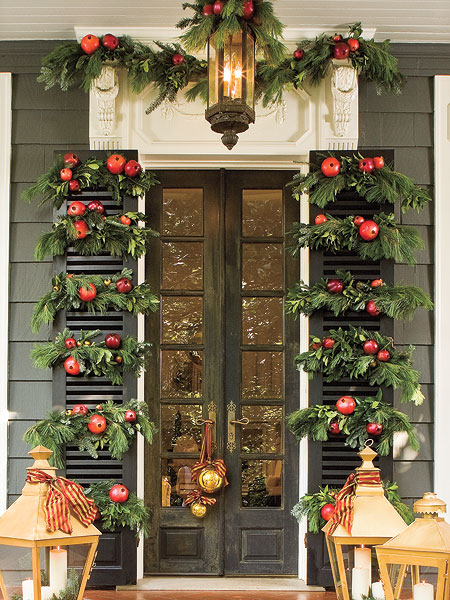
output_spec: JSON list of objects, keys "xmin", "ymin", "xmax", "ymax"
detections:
[{"xmin": 0, "ymin": 0, "xmax": 449, "ymax": 43}]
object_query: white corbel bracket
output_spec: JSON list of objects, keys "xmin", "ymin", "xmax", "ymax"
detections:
[
  {"xmin": 92, "ymin": 65, "xmax": 119, "ymax": 137},
  {"xmin": 330, "ymin": 58, "xmax": 358, "ymax": 138}
]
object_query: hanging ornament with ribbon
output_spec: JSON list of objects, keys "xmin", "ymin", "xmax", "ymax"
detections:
[
  {"xmin": 191, "ymin": 419, "xmax": 228, "ymax": 494},
  {"xmin": 184, "ymin": 489, "xmax": 217, "ymax": 519}
]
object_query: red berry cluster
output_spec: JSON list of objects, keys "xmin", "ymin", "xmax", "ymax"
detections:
[
  {"xmin": 293, "ymin": 33, "xmax": 361, "ymax": 63},
  {"xmin": 203, "ymin": 0, "xmax": 255, "ymax": 19}
]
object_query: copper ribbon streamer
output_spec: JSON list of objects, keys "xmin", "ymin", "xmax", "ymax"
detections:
[
  {"xmin": 191, "ymin": 419, "xmax": 228, "ymax": 484},
  {"xmin": 328, "ymin": 471, "xmax": 381, "ymax": 534},
  {"xmin": 184, "ymin": 489, "xmax": 217, "ymax": 507},
  {"xmin": 26, "ymin": 469, "xmax": 97, "ymax": 534}
]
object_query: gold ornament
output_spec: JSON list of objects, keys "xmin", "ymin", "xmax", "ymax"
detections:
[
  {"xmin": 190, "ymin": 501, "xmax": 207, "ymax": 518},
  {"xmin": 76, "ymin": 341, "xmax": 82, "ymax": 347},
  {"xmin": 198, "ymin": 466, "xmax": 224, "ymax": 494},
  {"xmin": 65, "ymin": 409, "xmax": 73, "ymax": 416},
  {"xmin": 104, "ymin": 279, "xmax": 112, "ymax": 286},
  {"xmin": 84, "ymin": 341, "xmax": 91, "ymax": 346},
  {"xmin": 53, "ymin": 285, "xmax": 60, "ymax": 292}
]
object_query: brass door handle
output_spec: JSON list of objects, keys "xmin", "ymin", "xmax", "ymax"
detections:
[
  {"xmin": 230, "ymin": 418, "xmax": 249, "ymax": 425},
  {"xmin": 227, "ymin": 403, "xmax": 249, "ymax": 452}
]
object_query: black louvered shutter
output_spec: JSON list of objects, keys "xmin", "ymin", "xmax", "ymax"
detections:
[
  {"xmin": 306, "ymin": 150, "xmax": 395, "ymax": 587},
  {"xmin": 51, "ymin": 151, "xmax": 138, "ymax": 586}
]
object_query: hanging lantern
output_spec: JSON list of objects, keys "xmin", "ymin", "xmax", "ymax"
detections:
[
  {"xmin": 323, "ymin": 444, "xmax": 407, "ymax": 600},
  {"xmin": 376, "ymin": 492, "xmax": 450, "ymax": 600},
  {"xmin": 205, "ymin": 23, "xmax": 256, "ymax": 150},
  {"xmin": 0, "ymin": 446, "xmax": 100, "ymax": 600}
]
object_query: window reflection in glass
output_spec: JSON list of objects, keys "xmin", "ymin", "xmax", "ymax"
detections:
[
  {"xmin": 241, "ymin": 351, "xmax": 283, "ymax": 398},
  {"xmin": 162, "ymin": 188, "xmax": 204, "ymax": 236},
  {"xmin": 242, "ymin": 243, "xmax": 283, "ymax": 290},
  {"xmin": 162, "ymin": 242, "xmax": 203, "ymax": 290},
  {"xmin": 160, "ymin": 404, "xmax": 203, "ymax": 453},
  {"xmin": 241, "ymin": 406, "xmax": 283, "ymax": 454},
  {"xmin": 161, "ymin": 296, "xmax": 203, "ymax": 344},
  {"xmin": 242, "ymin": 190, "xmax": 283, "ymax": 237},
  {"xmin": 241, "ymin": 459, "xmax": 282, "ymax": 507},
  {"xmin": 161, "ymin": 458, "xmax": 199, "ymax": 507},
  {"xmin": 161, "ymin": 350, "xmax": 203, "ymax": 398},
  {"xmin": 242, "ymin": 297, "xmax": 283, "ymax": 345}
]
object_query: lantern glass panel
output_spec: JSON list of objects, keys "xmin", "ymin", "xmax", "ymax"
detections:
[
  {"xmin": 223, "ymin": 32, "xmax": 244, "ymax": 101},
  {"xmin": 207, "ymin": 34, "xmax": 218, "ymax": 107},
  {"xmin": 245, "ymin": 30, "xmax": 255, "ymax": 108},
  {"xmin": 383, "ymin": 561, "xmax": 439, "ymax": 598}
]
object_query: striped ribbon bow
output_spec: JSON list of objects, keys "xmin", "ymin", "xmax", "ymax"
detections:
[
  {"xmin": 26, "ymin": 469, "xmax": 97, "ymax": 534},
  {"xmin": 184, "ymin": 489, "xmax": 217, "ymax": 507},
  {"xmin": 328, "ymin": 471, "xmax": 382, "ymax": 534},
  {"xmin": 191, "ymin": 419, "xmax": 228, "ymax": 484}
]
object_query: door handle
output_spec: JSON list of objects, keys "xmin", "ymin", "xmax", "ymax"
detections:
[
  {"xmin": 227, "ymin": 402, "xmax": 249, "ymax": 452},
  {"xmin": 230, "ymin": 418, "xmax": 249, "ymax": 425}
]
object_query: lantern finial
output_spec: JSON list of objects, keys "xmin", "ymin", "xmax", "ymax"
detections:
[
  {"xmin": 414, "ymin": 492, "xmax": 447, "ymax": 517},
  {"xmin": 27, "ymin": 445, "xmax": 56, "ymax": 474},
  {"xmin": 357, "ymin": 442, "xmax": 378, "ymax": 471}
]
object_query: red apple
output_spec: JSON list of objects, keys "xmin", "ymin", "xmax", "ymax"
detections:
[
  {"xmin": 366, "ymin": 300, "xmax": 381, "ymax": 317},
  {"xmin": 366, "ymin": 422, "xmax": 383, "ymax": 436},
  {"xmin": 106, "ymin": 154, "xmax": 126, "ymax": 174},
  {"xmin": 125, "ymin": 410, "xmax": 137, "ymax": 423},
  {"xmin": 323, "ymin": 337, "xmax": 335, "ymax": 349},
  {"xmin": 359, "ymin": 220, "xmax": 379, "ymax": 241},
  {"xmin": 213, "ymin": 0, "xmax": 223, "ymax": 14},
  {"xmin": 102, "ymin": 34, "xmax": 119, "ymax": 51},
  {"xmin": 321, "ymin": 503, "xmax": 336, "ymax": 521},
  {"xmin": 64, "ymin": 338, "xmax": 77, "ymax": 350},
  {"xmin": 359, "ymin": 158, "xmax": 375, "ymax": 173},
  {"xmin": 124, "ymin": 160, "xmax": 142, "ymax": 177},
  {"xmin": 202, "ymin": 3, "xmax": 214, "ymax": 15},
  {"xmin": 79, "ymin": 283, "xmax": 97, "ymax": 302},
  {"xmin": 87, "ymin": 200, "xmax": 104, "ymax": 214},
  {"xmin": 315, "ymin": 214, "xmax": 327, "ymax": 225},
  {"xmin": 109, "ymin": 484, "xmax": 129, "ymax": 503},
  {"xmin": 333, "ymin": 42, "xmax": 350, "ymax": 60},
  {"xmin": 74, "ymin": 220, "xmax": 89, "ymax": 239},
  {"xmin": 327, "ymin": 279, "xmax": 344, "ymax": 294},
  {"xmin": 336, "ymin": 396, "xmax": 356, "ymax": 415},
  {"xmin": 373, "ymin": 156, "xmax": 385, "ymax": 169},
  {"xmin": 115, "ymin": 277, "xmax": 133, "ymax": 293},
  {"xmin": 64, "ymin": 356, "xmax": 81, "ymax": 376},
  {"xmin": 60, "ymin": 168, "xmax": 72, "ymax": 181},
  {"xmin": 105, "ymin": 334, "xmax": 121, "ymax": 349},
  {"xmin": 80, "ymin": 34, "xmax": 100, "ymax": 55},
  {"xmin": 328, "ymin": 421, "xmax": 341, "ymax": 435},
  {"xmin": 371, "ymin": 279, "xmax": 384, "ymax": 288},
  {"xmin": 120, "ymin": 215, "xmax": 132, "ymax": 225},
  {"xmin": 353, "ymin": 215, "xmax": 365, "ymax": 227},
  {"xmin": 321, "ymin": 157, "xmax": 341, "ymax": 177},
  {"xmin": 68, "ymin": 201, "xmax": 86, "ymax": 216},
  {"xmin": 347, "ymin": 38, "xmax": 360, "ymax": 52},
  {"xmin": 293, "ymin": 48, "xmax": 304, "ymax": 60},
  {"xmin": 363, "ymin": 339, "xmax": 379, "ymax": 355},
  {"xmin": 64, "ymin": 153, "xmax": 79, "ymax": 168},
  {"xmin": 377, "ymin": 349, "xmax": 390, "ymax": 362},
  {"xmin": 88, "ymin": 414, "xmax": 107, "ymax": 434},
  {"xmin": 72, "ymin": 404, "xmax": 89, "ymax": 416},
  {"xmin": 69, "ymin": 179, "xmax": 80, "ymax": 192}
]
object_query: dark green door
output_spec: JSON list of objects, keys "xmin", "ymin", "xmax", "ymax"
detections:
[{"xmin": 145, "ymin": 169, "xmax": 299, "ymax": 575}]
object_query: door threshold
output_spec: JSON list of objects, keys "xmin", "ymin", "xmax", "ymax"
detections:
[{"xmin": 118, "ymin": 577, "xmax": 325, "ymax": 591}]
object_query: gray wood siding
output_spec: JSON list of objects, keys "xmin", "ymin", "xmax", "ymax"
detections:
[{"xmin": 0, "ymin": 40, "xmax": 89, "ymax": 504}]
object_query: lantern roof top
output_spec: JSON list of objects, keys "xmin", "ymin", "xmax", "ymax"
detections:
[{"xmin": 0, "ymin": 447, "xmax": 101, "ymax": 543}]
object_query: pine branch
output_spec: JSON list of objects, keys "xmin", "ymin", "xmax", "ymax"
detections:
[
  {"xmin": 31, "ymin": 328, "xmax": 152, "ymax": 385},
  {"xmin": 289, "ymin": 213, "xmax": 424, "ymax": 266},
  {"xmin": 290, "ymin": 153, "xmax": 431, "ymax": 214},
  {"xmin": 286, "ymin": 270, "xmax": 433, "ymax": 320},
  {"xmin": 295, "ymin": 326, "xmax": 424, "ymax": 405},
  {"xmin": 31, "ymin": 269, "xmax": 159, "ymax": 332},
  {"xmin": 34, "ymin": 211, "xmax": 158, "ymax": 261}
]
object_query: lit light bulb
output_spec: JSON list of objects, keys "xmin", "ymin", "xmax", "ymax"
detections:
[
  {"xmin": 223, "ymin": 65, "xmax": 231, "ymax": 82},
  {"xmin": 234, "ymin": 64, "xmax": 242, "ymax": 79}
]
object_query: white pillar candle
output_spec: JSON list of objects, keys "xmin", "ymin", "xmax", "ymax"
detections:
[
  {"xmin": 41, "ymin": 586, "xmax": 53, "ymax": 600},
  {"xmin": 414, "ymin": 582, "xmax": 434, "ymax": 600},
  {"xmin": 49, "ymin": 547, "xmax": 67, "ymax": 594},
  {"xmin": 355, "ymin": 546, "xmax": 372, "ymax": 585},
  {"xmin": 22, "ymin": 579, "xmax": 34, "ymax": 600},
  {"xmin": 372, "ymin": 580, "xmax": 386, "ymax": 600},
  {"xmin": 352, "ymin": 567, "xmax": 370, "ymax": 600}
]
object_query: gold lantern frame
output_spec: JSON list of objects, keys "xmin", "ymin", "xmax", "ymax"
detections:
[
  {"xmin": 205, "ymin": 21, "xmax": 256, "ymax": 150},
  {"xmin": 323, "ymin": 446, "xmax": 407, "ymax": 600},
  {"xmin": 0, "ymin": 446, "xmax": 101, "ymax": 600},
  {"xmin": 376, "ymin": 492, "xmax": 450, "ymax": 600}
]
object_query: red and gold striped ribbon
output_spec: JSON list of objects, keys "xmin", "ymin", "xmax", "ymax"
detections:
[
  {"xmin": 328, "ymin": 471, "xmax": 381, "ymax": 534},
  {"xmin": 184, "ymin": 489, "xmax": 216, "ymax": 507},
  {"xmin": 26, "ymin": 469, "xmax": 97, "ymax": 534},
  {"xmin": 191, "ymin": 419, "xmax": 228, "ymax": 484}
]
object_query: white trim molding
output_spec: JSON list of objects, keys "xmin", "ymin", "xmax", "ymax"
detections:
[
  {"xmin": 434, "ymin": 76, "xmax": 450, "ymax": 509},
  {"xmin": 0, "ymin": 73, "xmax": 12, "ymax": 513}
]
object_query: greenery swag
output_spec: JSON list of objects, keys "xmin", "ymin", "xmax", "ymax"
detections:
[
  {"xmin": 31, "ymin": 328, "xmax": 151, "ymax": 385},
  {"xmin": 290, "ymin": 153, "xmax": 431, "ymax": 214},
  {"xmin": 286, "ymin": 270, "xmax": 433, "ymax": 320},
  {"xmin": 287, "ymin": 390, "xmax": 419, "ymax": 456},
  {"xmin": 85, "ymin": 480, "xmax": 151, "ymax": 538},
  {"xmin": 31, "ymin": 269, "xmax": 159, "ymax": 332},
  {"xmin": 24, "ymin": 399, "xmax": 155, "ymax": 469},
  {"xmin": 34, "ymin": 211, "xmax": 158, "ymax": 261},
  {"xmin": 22, "ymin": 154, "xmax": 158, "ymax": 208},
  {"xmin": 292, "ymin": 481, "xmax": 414, "ymax": 535},
  {"xmin": 296, "ymin": 326, "xmax": 424, "ymax": 405},
  {"xmin": 290, "ymin": 213, "xmax": 424, "ymax": 266}
]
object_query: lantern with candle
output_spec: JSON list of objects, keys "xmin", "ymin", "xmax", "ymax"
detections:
[
  {"xmin": 376, "ymin": 492, "xmax": 450, "ymax": 600},
  {"xmin": 323, "ymin": 444, "xmax": 407, "ymax": 600},
  {"xmin": 0, "ymin": 446, "xmax": 100, "ymax": 600}
]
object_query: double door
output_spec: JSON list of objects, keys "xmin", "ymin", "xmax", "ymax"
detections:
[{"xmin": 145, "ymin": 169, "xmax": 299, "ymax": 575}]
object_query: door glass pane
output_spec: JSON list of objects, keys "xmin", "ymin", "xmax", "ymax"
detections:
[
  {"xmin": 241, "ymin": 351, "xmax": 283, "ymax": 398},
  {"xmin": 241, "ymin": 459, "xmax": 282, "ymax": 507},
  {"xmin": 241, "ymin": 406, "xmax": 283, "ymax": 454},
  {"xmin": 242, "ymin": 243, "xmax": 283, "ymax": 290},
  {"xmin": 242, "ymin": 190, "xmax": 283, "ymax": 237},
  {"xmin": 242, "ymin": 297, "xmax": 283, "ymax": 345},
  {"xmin": 162, "ymin": 242, "xmax": 203, "ymax": 290},
  {"xmin": 161, "ymin": 458, "xmax": 199, "ymax": 507},
  {"xmin": 161, "ymin": 404, "xmax": 203, "ymax": 452},
  {"xmin": 161, "ymin": 297, "xmax": 203, "ymax": 344},
  {"xmin": 162, "ymin": 188, "xmax": 204, "ymax": 236},
  {"xmin": 161, "ymin": 350, "xmax": 203, "ymax": 398}
]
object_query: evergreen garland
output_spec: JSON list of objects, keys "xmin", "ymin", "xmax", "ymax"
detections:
[
  {"xmin": 31, "ymin": 269, "xmax": 159, "ymax": 333},
  {"xmin": 84, "ymin": 480, "xmax": 151, "ymax": 538},
  {"xmin": 22, "ymin": 154, "xmax": 158, "ymax": 209},
  {"xmin": 286, "ymin": 270, "xmax": 433, "ymax": 320},
  {"xmin": 292, "ymin": 480, "xmax": 414, "ymax": 535},
  {"xmin": 290, "ymin": 153, "xmax": 431, "ymax": 214},
  {"xmin": 296, "ymin": 326, "xmax": 424, "ymax": 405},
  {"xmin": 31, "ymin": 328, "xmax": 151, "ymax": 385},
  {"xmin": 24, "ymin": 399, "xmax": 156, "ymax": 469},
  {"xmin": 287, "ymin": 390, "xmax": 419, "ymax": 456},
  {"xmin": 258, "ymin": 22, "xmax": 404, "ymax": 106},
  {"xmin": 290, "ymin": 213, "xmax": 424, "ymax": 266},
  {"xmin": 34, "ymin": 211, "xmax": 158, "ymax": 261},
  {"xmin": 178, "ymin": 0, "xmax": 286, "ymax": 64}
]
